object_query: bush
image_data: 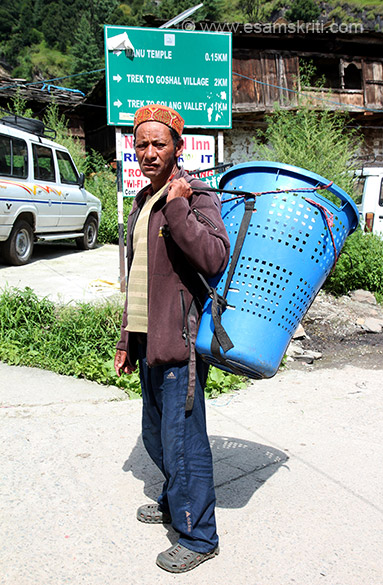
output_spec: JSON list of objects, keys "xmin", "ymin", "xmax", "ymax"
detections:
[
  {"xmin": 253, "ymin": 104, "xmax": 361, "ymax": 201},
  {"xmin": 323, "ymin": 228, "xmax": 383, "ymax": 298},
  {"xmin": 85, "ymin": 157, "xmax": 133, "ymax": 245},
  {"xmin": 0, "ymin": 288, "xmax": 246, "ymax": 397},
  {"xmin": 0, "ymin": 287, "xmax": 123, "ymax": 386},
  {"xmin": 285, "ymin": 0, "xmax": 320, "ymax": 22}
]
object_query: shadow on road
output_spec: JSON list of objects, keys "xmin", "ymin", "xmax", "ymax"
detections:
[
  {"xmin": 123, "ymin": 434, "xmax": 288, "ymax": 510},
  {"xmin": 0, "ymin": 242, "xmax": 104, "ymax": 268}
]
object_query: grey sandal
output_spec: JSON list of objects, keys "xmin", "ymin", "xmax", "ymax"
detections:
[
  {"xmin": 136, "ymin": 503, "xmax": 171, "ymax": 524},
  {"xmin": 156, "ymin": 542, "xmax": 219, "ymax": 573}
]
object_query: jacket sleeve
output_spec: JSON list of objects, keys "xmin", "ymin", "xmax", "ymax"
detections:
[{"xmin": 162, "ymin": 189, "xmax": 230, "ymax": 277}]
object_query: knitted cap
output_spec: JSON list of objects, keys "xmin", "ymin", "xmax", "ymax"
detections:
[{"xmin": 133, "ymin": 104, "xmax": 184, "ymax": 136}]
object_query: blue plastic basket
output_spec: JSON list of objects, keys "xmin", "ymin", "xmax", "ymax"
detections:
[{"xmin": 196, "ymin": 161, "xmax": 359, "ymax": 379}]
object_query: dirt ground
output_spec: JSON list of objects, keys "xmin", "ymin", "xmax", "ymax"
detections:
[{"xmin": 288, "ymin": 291, "xmax": 383, "ymax": 371}]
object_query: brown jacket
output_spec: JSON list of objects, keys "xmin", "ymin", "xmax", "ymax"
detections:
[{"xmin": 116, "ymin": 168, "xmax": 230, "ymax": 370}]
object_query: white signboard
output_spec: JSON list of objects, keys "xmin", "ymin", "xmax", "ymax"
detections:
[{"xmin": 122, "ymin": 134, "xmax": 215, "ymax": 197}]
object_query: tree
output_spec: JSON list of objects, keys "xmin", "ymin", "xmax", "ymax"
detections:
[
  {"xmin": 198, "ymin": 0, "xmax": 225, "ymax": 21},
  {"xmin": 70, "ymin": 13, "xmax": 103, "ymax": 93},
  {"xmin": 286, "ymin": 0, "xmax": 320, "ymax": 22},
  {"xmin": 242, "ymin": 0, "xmax": 262, "ymax": 22},
  {"xmin": 156, "ymin": 0, "xmax": 223, "ymax": 21},
  {"xmin": 0, "ymin": 0, "xmax": 20, "ymax": 45},
  {"xmin": 41, "ymin": 2, "xmax": 68, "ymax": 51}
]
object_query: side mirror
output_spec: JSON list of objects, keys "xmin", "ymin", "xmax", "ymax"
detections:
[{"xmin": 78, "ymin": 172, "xmax": 85, "ymax": 189}]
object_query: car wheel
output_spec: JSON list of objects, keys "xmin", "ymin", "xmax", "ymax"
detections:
[
  {"xmin": 2, "ymin": 220, "xmax": 34, "ymax": 266},
  {"xmin": 76, "ymin": 216, "xmax": 98, "ymax": 250}
]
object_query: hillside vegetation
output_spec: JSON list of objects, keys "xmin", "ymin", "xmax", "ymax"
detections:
[{"xmin": 1, "ymin": 0, "xmax": 383, "ymax": 93}]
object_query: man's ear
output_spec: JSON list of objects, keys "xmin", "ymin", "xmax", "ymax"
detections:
[{"xmin": 175, "ymin": 138, "xmax": 184, "ymax": 159}]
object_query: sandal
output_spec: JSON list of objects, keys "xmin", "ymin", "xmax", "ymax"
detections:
[
  {"xmin": 156, "ymin": 542, "xmax": 219, "ymax": 573},
  {"xmin": 136, "ymin": 503, "xmax": 172, "ymax": 524}
]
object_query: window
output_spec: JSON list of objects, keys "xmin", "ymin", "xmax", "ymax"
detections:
[
  {"xmin": 343, "ymin": 63, "xmax": 362, "ymax": 90},
  {"xmin": 379, "ymin": 179, "xmax": 383, "ymax": 208},
  {"xmin": 12, "ymin": 137, "xmax": 28, "ymax": 178},
  {"xmin": 33, "ymin": 144, "xmax": 55, "ymax": 182},
  {"xmin": 354, "ymin": 176, "xmax": 365, "ymax": 205},
  {"xmin": 300, "ymin": 57, "xmax": 341, "ymax": 89},
  {"xmin": 0, "ymin": 135, "xmax": 11, "ymax": 175},
  {"xmin": 56, "ymin": 150, "xmax": 78, "ymax": 184},
  {"xmin": 0, "ymin": 134, "xmax": 28, "ymax": 178}
]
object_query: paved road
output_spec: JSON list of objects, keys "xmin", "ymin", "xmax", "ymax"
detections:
[
  {"xmin": 1, "ymin": 361, "xmax": 382, "ymax": 585},
  {"xmin": 0, "ymin": 243, "xmax": 123, "ymax": 304}
]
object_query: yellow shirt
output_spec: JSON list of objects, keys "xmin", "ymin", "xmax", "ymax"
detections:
[{"xmin": 125, "ymin": 184, "xmax": 167, "ymax": 333}]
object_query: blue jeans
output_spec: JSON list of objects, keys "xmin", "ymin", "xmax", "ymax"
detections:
[{"xmin": 137, "ymin": 342, "xmax": 218, "ymax": 553}]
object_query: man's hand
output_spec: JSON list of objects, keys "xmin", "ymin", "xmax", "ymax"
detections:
[
  {"xmin": 114, "ymin": 349, "xmax": 136, "ymax": 377},
  {"xmin": 167, "ymin": 178, "xmax": 193, "ymax": 203}
]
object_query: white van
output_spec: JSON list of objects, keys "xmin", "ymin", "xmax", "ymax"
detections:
[
  {"xmin": 356, "ymin": 167, "xmax": 383, "ymax": 236},
  {"xmin": 0, "ymin": 115, "xmax": 102, "ymax": 265}
]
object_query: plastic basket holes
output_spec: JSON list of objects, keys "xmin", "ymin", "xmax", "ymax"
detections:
[{"xmin": 220, "ymin": 193, "xmax": 348, "ymax": 336}]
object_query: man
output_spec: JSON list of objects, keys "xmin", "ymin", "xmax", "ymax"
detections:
[{"xmin": 114, "ymin": 104, "xmax": 230, "ymax": 573}]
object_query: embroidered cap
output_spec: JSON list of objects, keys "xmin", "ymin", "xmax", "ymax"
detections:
[{"xmin": 133, "ymin": 104, "xmax": 184, "ymax": 136}]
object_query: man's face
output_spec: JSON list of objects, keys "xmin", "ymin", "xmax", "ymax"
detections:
[{"xmin": 135, "ymin": 122, "xmax": 183, "ymax": 185}]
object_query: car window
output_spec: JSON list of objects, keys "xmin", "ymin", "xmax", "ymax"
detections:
[
  {"xmin": 0, "ymin": 134, "xmax": 28, "ymax": 178},
  {"xmin": 56, "ymin": 150, "xmax": 79, "ymax": 185},
  {"xmin": 33, "ymin": 144, "xmax": 55, "ymax": 182},
  {"xmin": 379, "ymin": 179, "xmax": 383, "ymax": 208},
  {"xmin": 0, "ymin": 134, "xmax": 11, "ymax": 175},
  {"xmin": 12, "ymin": 137, "xmax": 28, "ymax": 178},
  {"xmin": 354, "ymin": 176, "xmax": 365, "ymax": 205}
]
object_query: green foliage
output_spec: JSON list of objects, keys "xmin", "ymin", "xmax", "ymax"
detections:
[
  {"xmin": 205, "ymin": 367, "xmax": 247, "ymax": 398},
  {"xmin": 29, "ymin": 41, "xmax": 72, "ymax": 78},
  {"xmin": 328, "ymin": 5, "xmax": 349, "ymax": 21},
  {"xmin": 0, "ymin": 0, "xmax": 19, "ymax": 44},
  {"xmin": 6, "ymin": 90, "xmax": 34, "ymax": 118},
  {"xmin": 43, "ymin": 103, "xmax": 87, "ymax": 173},
  {"xmin": 299, "ymin": 58, "xmax": 326, "ymax": 88},
  {"xmin": 0, "ymin": 0, "xmax": 119, "ymax": 88},
  {"xmin": 286, "ymin": 0, "xmax": 320, "ymax": 21},
  {"xmin": 0, "ymin": 286, "xmax": 124, "ymax": 386},
  {"xmin": 324, "ymin": 229, "xmax": 383, "ymax": 297},
  {"xmin": 85, "ymin": 156, "xmax": 133, "ymax": 245},
  {"xmin": 0, "ymin": 287, "xmax": 247, "ymax": 398},
  {"xmin": 241, "ymin": 0, "xmax": 263, "ymax": 21},
  {"xmin": 69, "ymin": 12, "xmax": 104, "ymax": 93},
  {"xmin": 154, "ymin": 0, "xmax": 224, "ymax": 21},
  {"xmin": 252, "ymin": 103, "xmax": 362, "ymax": 201}
]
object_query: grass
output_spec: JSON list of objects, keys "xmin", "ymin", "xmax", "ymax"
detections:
[
  {"xmin": 329, "ymin": 0, "xmax": 383, "ymax": 7},
  {"xmin": 0, "ymin": 287, "xmax": 247, "ymax": 399}
]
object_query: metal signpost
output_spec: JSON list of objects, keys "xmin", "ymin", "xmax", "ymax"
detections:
[{"xmin": 104, "ymin": 25, "xmax": 232, "ymax": 291}]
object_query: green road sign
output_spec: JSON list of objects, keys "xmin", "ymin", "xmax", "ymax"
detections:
[{"xmin": 104, "ymin": 26, "xmax": 232, "ymax": 128}]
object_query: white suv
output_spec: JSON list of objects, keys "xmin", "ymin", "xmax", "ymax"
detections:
[
  {"xmin": 356, "ymin": 167, "xmax": 383, "ymax": 236},
  {"xmin": 0, "ymin": 114, "xmax": 102, "ymax": 265}
]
